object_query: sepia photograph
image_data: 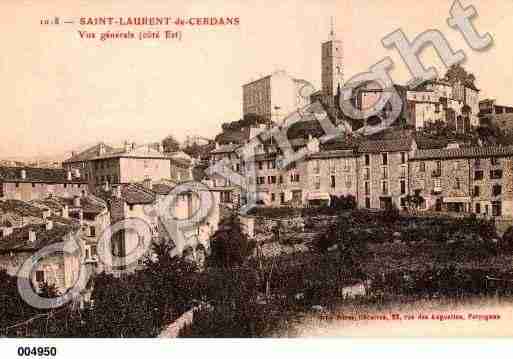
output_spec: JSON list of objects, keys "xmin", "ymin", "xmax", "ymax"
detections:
[{"xmin": 1, "ymin": 0, "xmax": 513, "ymax": 356}]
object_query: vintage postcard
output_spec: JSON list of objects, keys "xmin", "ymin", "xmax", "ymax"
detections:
[{"xmin": 1, "ymin": 0, "xmax": 513, "ymax": 352}]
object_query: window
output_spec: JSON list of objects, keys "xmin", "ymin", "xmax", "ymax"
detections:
[
  {"xmin": 129, "ymin": 204, "xmax": 134, "ymax": 211},
  {"xmin": 312, "ymin": 160, "xmax": 320, "ymax": 174},
  {"xmin": 279, "ymin": 175, "xmax": 283, "ymax": 184},
  {"xmin": 401, "ymin": 152, "xmax": 406, "ymax": 164},
  {"xmin": 314, "ymin": 177, "xmax": 321, "ymax": 190},
  {"xmin": 491, "ymin": 157, "xmax": 500, "ymax": 166},
  {"xmin": 268, "ymin": 176, "xmax": 276, "ymax": 184},
  {"xmin": 490, "ymin": 169, "xmax": 503, "ymax": 179},
  {"xmin": 271, "ymin": 193, "xmax": 276, "ymax": 202},
  {"xmin": 258, "ymin": 161, "xmax": 263, "ymax": 170},
  {"xmin": 364, "ymin": 168, "xmax": 370, "ymax": 180},
  {"xmin": 382, "ymin": 166, "xmax": 388, "ymax": 179},
  {"xmin": 345, "ymin": 175, "xmax": 352, "ymax": 189},
  {"xmin": 289, "ymin": 161, "xmax": 296, "ymax": 170},
  {"xmin": 474, "ymin": 170, "xmax": 484, "ymax": 180},
  {"xmin": 32, "ymin": 183, "xmax": 36, "ymax": 188},
  {"xmin": 360, "ymin": 197, "xmax": 369, "ymax": 210},
  {"xmin": 433, "ymin": 178, "xmax": 442, "ymax": 193},
  {"xmin": 280, "ymin": 193, "xmax": 285, "ymax": 204},
  {"xmin": 382, "ymin": 153, "xmax": 388, "ymax": 165},
  {"xmin": 35, "ymin": 270, "xmax": 45, "ymax": 283},
  {"xmin": 400, "ymin": 166, "xmax": 406, "ymax": 178},
  {"xmin": 400, "ymin": 180, "xmax": 406, "ymax": 194},
  {"xmin": 329, "ymin": 159, "xmax": 336, "ymax": 173},
  {"xmin": 90, "ymin": 226, "xmax": 96, "ymax": 237},
  {"xmin": 290, "ymin": 174, "xmax": 300, "ymax": 183},
  {"xmin": 381, "ymin": 181, "xmax": 388, "ymax": 195},
  {"xmin": 343, "ymin": 159, "xmax": 350, "ymax": 172},
  {"xmin": 268, "ymin": 160, "xmax": 276, "ymax": 169},
  {"xmin": 473, "ymin": 186, "xmax": 480, "ymax": 197},
  {"xmin": 365, "ymin": 154, "xmax": 370, "ymax": 166},
  {"xmin": 364, "ymin": 181, "xmax": 370, "ymax": 195},
  {"xmin": 91, "ymin": 245, "xmax": 97, "ymax": 257},
  {"xmin": 475, "ymin": 203, "xmax": 481, "ymax": 214},
  {"xmin": 257, "ymin": 177, "xmax": 265, "ymax": 185},
  {"xmin": 454, "ymin": 178, "xmax": 461, "ymax": 190},
  {"xmin": 475, "ymin": 158, "xmax": 481, "ymax": 168},
  {"xmin": 493, "ymin": 184, "xmax": 502, "ymax": 196},
  {"xmin": 419, "ymin": 162, "xmax": 426, "ymax": 172},
  {"xmin": 492, "ymin": 201, "xmax": 502, "ymax": 217},
  {"xmin": 331, "ymin": 175, "xmax": 336, "ymax": 188}
]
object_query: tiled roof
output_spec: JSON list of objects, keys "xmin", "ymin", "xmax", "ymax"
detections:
[
  {"xmin": 121, "ymin": 184, "xmax": 156, "ymax": 205},
  {"xmin": 90, "ymin": 144, "xmax": 170, "ymax": 161},
  {"xmin": 414, "ymin": 135, "xmax": 450, "ymax": 150},
  {"xmin": 0, "ymin": 166, "xmax": 86, "ymax": 184},
  {"xmin": 210, "ymin": 143, "xmax": 240, "ymax": 154},
  {"xmin": 152, "ymin": 183, "xmax": 174, "ymax": 195},
  {"xmin": 0, "ymin": 222, "xmax": 77, "ymax": 252},
  {"xmin": 215, "ymin": 128, "xmax": 251, "ymax": 146},
  {"xmin": 358, "ymin": 138, "xmax": 413, "ymax": 153},
  {"xmin": 0, "ymin": 200, "xmax": 44, "ymax": 218},
  {"xmin": 412, "ymin": 145, "xmax": 513, "ymax": 160},
  {"xmin": 63, "ymin": 142, "xmax": 116, "ymax": 163},
  {"xmin": 307, "ymin": 149, "xmax": 357, "ymax": 160}
]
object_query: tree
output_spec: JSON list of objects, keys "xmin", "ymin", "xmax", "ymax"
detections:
[
  {"xmin": 444, "ymin": 64, "xmax": 476, "ymax": 86},
  {"xmin": 209, "ymin": 215, "xmax": 256, "ymax": 269},
  {"xmin": 162, "ymin": 135, "xmax": 181, "ymax": 153},
  {"xmin": 404, "ymin": 190, "xmax": 425, "ymax": 211}
]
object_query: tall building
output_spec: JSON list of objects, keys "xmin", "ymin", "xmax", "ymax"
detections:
[
  {"xmin": 242, "ymin": 70, "xmax": 312, "ymax": 122},
  {"xmin": 321, "ymin": 19, "xmax": 343, "ymax": 108}
]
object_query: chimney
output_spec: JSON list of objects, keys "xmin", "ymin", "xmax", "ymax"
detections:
[
  {"xmin": 45, "ymin": 220, "xmax": 53, "ymax": 231},
  {"xmin": 131, "ymin": 142, "xmax": 136, "ymax": 150},
  {"xmin": 73, "ymin": 196, "xmax": 81, "ymax": 207},
  {"xmin": 143, "ymin": 177, "xmax": 153, "ymax": 190},
  {"xmin": 113, "ymin": 185, "xmax": 122, "ymax": 198},
  {"xmin": 158, "ymin": 143, "xmax": 163, "ymax": 153},
  {"xmin": 1, "ymin": 227, "xmax": 13, "ymax": 237},
  {"xmin": 28, "ymin": 230, "xmax": 36, "ymax": 243},
  {"xmin": 62, "ymin": 204, "xmax": 69, "ymax": 218},
  {"xmin": 98, "ymin": 143, "xmax": 106, "ymax": 156},
  {"xmin": 124, "ymin": 140, "xmax": 131, "ymax": 153},
  {"xmin": 20, "ymin": 169, "xmax": 26, "ymax": 180},
  {"xmin": 71, "ymin": 151, "xmax": 77, "ymax": 157},
  {"xmin": 67, "ymin": 171, "xmax": 72, "ymax": 181}
]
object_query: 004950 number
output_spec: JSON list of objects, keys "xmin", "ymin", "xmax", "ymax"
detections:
[{"xmin": 17, "ymin": 346, "xmax": 57, "ymax": 357}]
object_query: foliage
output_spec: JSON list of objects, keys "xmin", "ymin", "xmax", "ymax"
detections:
[
  {"xmin": 209, "ymin": 215, "xmax": 257, "ymax": 269},
  {"xmin": 444, "ymin": 64, "xmax": 476, "ymax": 86},
  {"xmin": 221, "ymin": 113, "xmax": 270, "ymax": 132},
  {"xmin": 403, "ymin": 190, "xmax": 425, "ymax": 211},
  {"xmin": 162, "ymin": 134, "xmax": 181, "ymax": 153},
  {"xmin": 329, "ymin": 194, "xmax": 357, "ymax": 210}
]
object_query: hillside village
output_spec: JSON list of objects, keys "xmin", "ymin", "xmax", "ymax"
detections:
[{"xmin": 2, "ymin": 24, "xmax": 513, "ymax": 338}]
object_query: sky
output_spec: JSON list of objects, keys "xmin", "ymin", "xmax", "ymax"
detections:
[{"xmin": 1, "ymin": 0, "xmax": 513, "ymax": 158}]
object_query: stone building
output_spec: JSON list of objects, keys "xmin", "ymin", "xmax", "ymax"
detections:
[
  {"xmin": 479, "ymin": 98, "xmax": 513, "ymax": 133},
  {"xmin": 0, "ymin": 167, "xmax": 88, "ymax": 202},
  {"xmin": 0, "ymin": 219, "xmax": 82, "ymax": 293},
  {"xmin": 99, "ymin": 180, "xmax": 220, "ymax": 273},
  {"xmin": 357, "ymin": 138, "xmax": 414, "ymax": 210},
  {"xmin": 303, "ymin": 140, "xmax": 358, "ymax": 206},
  {"xmin": 63, "ymin": 142, "xmax": 192, "ymax": 193},
  {"xmin": 242, "ymin": 70, "xmax": 313, "ymax": 123},
  {"xmin": 410, "ymin": 145, "xmax": 513, "ymax": 218}
]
